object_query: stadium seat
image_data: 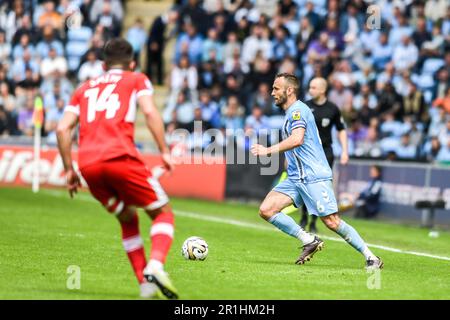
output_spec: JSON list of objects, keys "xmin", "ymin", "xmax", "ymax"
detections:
[
  {"xmin": 421, "ymin": 58, "xmax": 445, "ymax": 75},
  {"xmin": 66, "ymin": 41, "xmax": 90, "ymax": 71},
  {"xmin": 415, "ymin": 73, "xmax": 435, "ymax": 90},
  {"xmin": 67, "ymin": 27, "xmax": 93, "ymax": 42}
]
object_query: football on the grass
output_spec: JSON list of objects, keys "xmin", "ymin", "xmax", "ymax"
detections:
[{"xmin": 182, "ymin": 236, "xmax": 208, "ymax": 260}]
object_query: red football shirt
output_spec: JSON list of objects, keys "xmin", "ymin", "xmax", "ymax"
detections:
[{"xmin": 65, "ymin": 69, "xmax": 154, "ymax": 169}]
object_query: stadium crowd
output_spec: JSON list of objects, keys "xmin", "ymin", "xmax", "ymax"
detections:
[
  {"xmin": 159, "ymin": 0, "xmax": 450, "ymax": 162},
  {"xmin": 0, "ymin": 0, "xmax": 126, "ymax": 144},
  {"xmin": 0, "ymin": 0, "xmax": 449, "ymax": 163}
]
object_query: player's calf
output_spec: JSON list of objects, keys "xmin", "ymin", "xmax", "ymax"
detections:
[{"xmin": 118, "ymin": 207, "xmax": 147, "ymax": 285}]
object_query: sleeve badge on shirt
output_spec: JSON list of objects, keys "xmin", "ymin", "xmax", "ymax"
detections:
[{"xmin": 292, "ymin": 111, "xmax": 301, "ymax": 121}]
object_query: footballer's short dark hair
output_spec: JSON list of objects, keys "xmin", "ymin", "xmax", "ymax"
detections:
[
  {"xmin": 275, "ymin": 73, "xmax": 300, "ymax": 97},
  {"xmin": 103, "ymin": 38, "xmax": 134, "ymax": 69}
]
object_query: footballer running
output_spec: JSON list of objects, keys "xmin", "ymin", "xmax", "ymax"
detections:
[
  {"xmin": 57, "ymin": 38, "xmax": 178, "ymax": 299},
  {"xmin": 251, "ymin": 73, "xmax": 383, "ymax": 269}
]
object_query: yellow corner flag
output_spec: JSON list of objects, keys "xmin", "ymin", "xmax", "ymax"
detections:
[
  {"xmin": 33, "ymin": 96, "xmax": 44, "ymax": 129},
  {"xmin": 32, "ymin": 95, "xmax": 43, "ymax": 193}
]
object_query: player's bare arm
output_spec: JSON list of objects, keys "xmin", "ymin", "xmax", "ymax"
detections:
[
  {"xmin": 338, "ymin": 129, "xmax": 349, "ymax": 165},
  {"xmin": 138, "ymin": 94, "xmax": 174, "ymax": 173},
  {"xmin": 251, "ymin": 127, "xmax": 305, "ymax": 156},
  {"xmin": 56, "ymin": 111, "xmax": 81, "ymax": 198}
]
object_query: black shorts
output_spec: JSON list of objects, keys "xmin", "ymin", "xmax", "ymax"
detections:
[{"xmin": 323, "ymin": 147, "xmax": 334, "ymax": 169}]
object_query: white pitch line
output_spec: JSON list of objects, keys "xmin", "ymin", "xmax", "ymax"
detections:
[{"xmin": 42, "ymin": 189, "xmax": 450, "ymax": 262}]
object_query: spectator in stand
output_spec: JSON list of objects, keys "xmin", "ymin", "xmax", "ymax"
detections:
[
  {"xmin": 357, "ymin": 97, "xmax": 377, "ymax": 127},
  {"xmin": 241, "ymin": 24, "xmax": 271, "ymax": 66},
  {"xmin": 78, "ymin": 50, "xmax": 104, "ymax": 82},
  {"xmin": 307, "ymin": 32, "xmax": 331, "ymax": 65},
  {"xmin": 40, "ymin": 47, "xmax": 68, "ymax": 79},
  {"xmin": 324, "ymin": 17, "xmax": 345, "ymax": 53},
  {"xmin": 43, "ymin": 81, "xmax": 69, "ymax": 113},
  {"xmin": 169, "ymin": 54, "xmax": 198, "ymax": 105},
  {"xmin": 380, "ymin": 112, "xmax": 404, "ymax": 138},
  {"xmin": 437, "ymin": 118, "xmax": 450, "ymax": 147},
  {"xmin": 432, "ymin": 87, "xmax": 450, "ymax": 114},
  {"xmin": 354, "ymin": 120, "xmax": 383, "ymax": 158},
  {"xmin": 16, "ymin": 67, "xmax": 40, "ymax": 91},
  {"xmin": 353, "ymin": 84, "xmax": 377, "ymax": 111},
  {"xmin": 198, "ymin": 59, "xmax": 221, "ymax": 89},
  {"xmin": 412, "ymin": 18, "xmax": 431, "ymax": 52},
  {"xmin": 277, "ymin": 0, "xmax": 297, "ymax": 23},
  {"xmin": 221, "ymin": 95, "xmax": 245, "ymax": 131},
  {"xmin": 437, "ymin": 140, "xmax": 450, "ymax": 161},
  {"xmin": 163, "ymin": 90, "xmax": 195, "ymax": 130},
  {"xmin": 0, "ymin": 0, "xmax": 27, "ymax": 42},
  {"xmin": 348, "ymin": 118, "xmax": 368, "ymax": 149},
  {"xmin": 44, "ymin": 96, "xmax": 65, "ymax": 145},
  {"xmin": 0, "ymin": 30, "xmax": 11, "ymax": 67},
  {"xmin": 12, "ymin": 14, "xmax": 38, "ymax": 46},
  {"xmin": 376, "ymin": 82, "xmax": 403, "ymax": 118},
  {"xmin": 90, "ymin": 0, "xmax": 124, "ymax": 25},
  {"xmin": 359, "ymin": 22, "xmax": 380, "ymax": 57},
  {"xmin": 0, "ymin": 82, "xmax": 15, "ymax": 115},
  {"xmin": 421, "ymin": 24, "xmax": 445, "ymax": 62},
  {"xmin": 248, "ymin": 82, "xmax": 277, "ymax": 116},
  {"xmin": 198, "ymin": 89, "xmax": 220, "ymax": 128},
  {"xmin": 126, "ymin": 18, "xmax": 147, "ymax": 69},
  {"xmin": 95, "ymin": 1, "xmax": 122, "ymax": 39},
  {"xmin": 10, "ymin": 49, "xmax": 39, "ymax": 83},
  {"xmin": 35, "ymin": 25, "xmax": 64, "ymax": 59},
  {"xmin": 340, "ymin": 3, "xmax": 364, "ymax": 45},
  {"xmin": 174, "ymin": 22, "xmax": 204, "ymax": 65},
  {"xmin": 432, "ymin": 68, "xmax": 449, "ymax": 101},
  {"xmin": 270, "ymin": 26, "xmax": 296, "ymax": 64},
  {"xmin": 392, "ymin": 35, "xmax": 418, "ymax": 73},
  {"xmin": 244, "ymin": 105, "xmax": 270, "ymax": 136},
  {"xmin": 424, "ymin": 0, "xmax": 448, "ymax": 23},
  {"xmin": 355, "ymin": 165, "xmax": 383, "ymax": 219},
  {"xmin": 423, "ymin": 136, "xmax": 442, "ymax": 162},
  {"xmin": 37, "ymin": 0, "xmax": 63, "ymax": 30},
  {"xmin": 400, "ymin": 82, "xmax": 428, "ymax": 123},
  {"xmin": 396, "ymin": 133, "xmax": 418, "ymax": 159},
  {"xmin": 389, "ymin": 14, "xmax": 414, "ymax": 46},
  {"xmin": 295, "ymin": 17, "xmax": 314, "ymax": 63},
  {"xmin": 222, "ymin": 31, "xmax": 241, "ymax": 63},
  {"xmin": 146, "ymin": 9, "xmax": 179, "ymax": 85},
  {"xmin": 178, "ymin": 0, "xmax": 209, "ymax": 35},
  {"xmin": 299, "ymin": 0, "xmax": 321, "ymax": 31},
  {"xmin": 12, "ymin": 33, "xmax": 35, "ymax": 60},
  {"xmin": 328, "ymin": 79, "xmax": 353, "ymax": 115},
  {"xmin": 0, "ymin": 104, "xmax": 11, "ymax": 136},
  {"xmin": 17, "ymin": 94, "xmax": 35, "ymax": 137},
  {"xmin": 202, "ymin": 28, "xmax": 223, "ymax": 63},
  {"xmin": 371, "ymin": 32, "xmax": 393, "ymax": 72}
]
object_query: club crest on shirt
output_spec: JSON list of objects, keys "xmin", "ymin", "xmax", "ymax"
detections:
[
  {"xmin": 292, "ymin": 111, "xmax": 301, "ymax": 121},
  {"xmin": 322, "ymin": 118, "xmax": 330, "ymax": 127}
]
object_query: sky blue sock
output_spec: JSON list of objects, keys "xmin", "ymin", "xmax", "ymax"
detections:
[
  {"xmin": 336, "ymin": 220, "xmax": 366, "ymax": 253},
  {"xmin": 267, "ymin": 212, "xmax": 315, "ymax": 246}
]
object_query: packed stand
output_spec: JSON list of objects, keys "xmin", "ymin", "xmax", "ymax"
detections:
[
  {"xmin": 0, "ymin": 0, "xmax": 125, "ymax": 144},
  {"xmin": 153, "ymin": 0, "xmax": 450, "ymax": 163}
]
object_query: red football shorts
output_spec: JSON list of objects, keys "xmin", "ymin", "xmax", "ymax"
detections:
[{"xmin": 80, "ymin": 156, "xmax": 169, "ymax": 215}]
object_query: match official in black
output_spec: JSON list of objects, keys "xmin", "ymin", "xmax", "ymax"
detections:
[{"xmin": 300, "ymin": 77, "xmax": 349, "ymax": 233}]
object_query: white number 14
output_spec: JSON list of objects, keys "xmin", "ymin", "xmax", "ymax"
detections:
[{"xmin": 85, "ymin": 84, "xmax": 121, "ymax": 122}]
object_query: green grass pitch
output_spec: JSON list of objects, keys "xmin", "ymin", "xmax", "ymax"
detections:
[{"xmin": 0, "ymin": 187, "xmax": 449, "ymax": 300}]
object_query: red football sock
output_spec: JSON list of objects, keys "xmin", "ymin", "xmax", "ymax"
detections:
[
  {"xmin": 150, "ymin": 211, "xmax": 174, "ymax": 264},
  {"xmin": 120, "ymin": 213, "xmax": 146, "ymax": 284}
]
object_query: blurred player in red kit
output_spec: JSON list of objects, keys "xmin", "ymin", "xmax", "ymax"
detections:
[{"xmin": 56, "ymin": 38, "xmax": 178, "ymax": 299}]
